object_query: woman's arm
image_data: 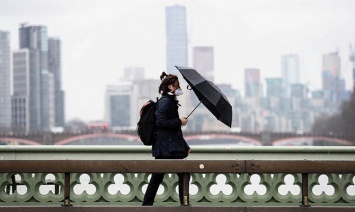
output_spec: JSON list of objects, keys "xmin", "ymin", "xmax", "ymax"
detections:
[{"xmin": 155, "ymin": 98, "xmax": 181, "ymax": 129}]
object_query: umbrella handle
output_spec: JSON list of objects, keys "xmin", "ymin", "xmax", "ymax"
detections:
[{"xmin": 186, "ymin": 101, "xmax": 202, "ymax": 119}]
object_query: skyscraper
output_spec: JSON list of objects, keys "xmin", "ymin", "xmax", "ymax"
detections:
[
  {"xmin": 244, "ymin": 68, "xmax": 261, "ymax": 98},
  {"xmin": 13, "ymin": 24, "xmax": 56, "ymax": 132},
  {"xmin": 12, "ymin": 49, "xmax": 37, "ymax": 132},
  {"xmin": 165, "ymin": 5, "xmax": 189, "ymax": 118},
  {"xmin": 322, "ymin": 52, "xmax": 341, "ymax": 78},
  {"xmin": 322, "ymin": 52, "xmax": 342, "ymax": 92},
  {"xmin": 165, "ymin": 5, "xmax": 188, "ymax": 76},
  {"xmin": 48, "ymin": 38, "xmax": 65, "ymax": 127},
  {"xmin": 321, "ymin": 52, "xmax": 346, "ymax": 107},
  {"xmin": 193, "ymin": 46, "xmax": 214, "ymax": 82},
  {"xmin": 0, "ymin": 31, "xmax": 11, "ymax": 131},
  {"xmin": 281, "ymin": 54, "xmax": 300, "ymax": 98}
]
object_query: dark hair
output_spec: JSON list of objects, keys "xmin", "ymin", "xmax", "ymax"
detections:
[{"xmin": 158, "ymin": 72, "xmax": 179, "ymax": 94}]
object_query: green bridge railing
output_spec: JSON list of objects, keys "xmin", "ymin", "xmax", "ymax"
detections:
[{"xmin": 1, "ymin": 145, "xmax": 355, "ymax": 211}]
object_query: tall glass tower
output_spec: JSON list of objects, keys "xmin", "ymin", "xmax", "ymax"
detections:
[
  {"xmin": 49, "ymin": 38, "xmax": 65, "ymax": 128},
  {"xmin": 18, "ymin": 24, "xmax": 53, "ymax": 132},
  {"xmin": 0, "ymin": 31, "xmax": 11, "ymax": 131},
  {"xmin": 281, "ymin": 54, "xmax": 300, "ymax": 98},
  {"xmin": 165, "ymin": 5, "xmax": 188, "ymax": 76}
]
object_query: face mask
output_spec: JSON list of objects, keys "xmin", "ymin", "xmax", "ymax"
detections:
[{"xmin": 175, "ymin": 88, "xmax": 183, "ymax": 96}]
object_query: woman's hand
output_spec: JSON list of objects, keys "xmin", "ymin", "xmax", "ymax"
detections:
[{"xmin": 180, "ymin": 117, "xmax": 188, "ymax": 126}]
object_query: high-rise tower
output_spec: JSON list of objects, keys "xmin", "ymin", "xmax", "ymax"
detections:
[
  {"xmin": 281, "ymin": 54, "xmax": 300, "ymax": 98},
  {"xmin": 15, "ymin": 24, "xmax": 54, "ymax": 132},
  {"xmin": 48, "ymin": 38, "xmax": 65, "ymax": 128},
  {"xmin": 0, "ymin": 31, "xmax": 11, "ymax": 131},
  {"xmin": 322, "ymin": 52, "xmax": 341, "ymax": 78},
  {"xmin": 193, "ymin": 46, "xmax": 214, "ymax": 82},
  {"xmin": 244, "ymin": 68, "xmax": 261, "ymax": 98},
  {"xmin": 12, "ymin": 49, "xmax": 38, "ymax": 132},
  {"xmin": 322, "ymin": 52, "xmax": 345, "ymax": 107},
  {"xmin": 165, "ymin": 5, "xmax": 188, "ymax": 76}
]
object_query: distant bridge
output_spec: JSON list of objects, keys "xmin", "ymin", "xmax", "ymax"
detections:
[{"xmin": 0, "ymin": 131, "xmax": 353, "ymax": 146}]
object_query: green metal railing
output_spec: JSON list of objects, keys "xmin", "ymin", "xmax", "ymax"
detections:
[{"xmin": 1, "ymin": 146, "xmax": 355, "ymax": 211}]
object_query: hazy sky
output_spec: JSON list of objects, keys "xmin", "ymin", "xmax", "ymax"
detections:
[{"xmin": 1, "ymin": 0, "xmax": 355, "ymax": 122}]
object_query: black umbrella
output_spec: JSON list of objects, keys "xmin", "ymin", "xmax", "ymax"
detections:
[{"xmin": 175, "ymin": 66, "xmax": 232, "ymax": 128}]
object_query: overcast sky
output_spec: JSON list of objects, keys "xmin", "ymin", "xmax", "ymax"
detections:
[{"xmin": 1, "ymin": 0, "xmax": 355, "ymax": 122}]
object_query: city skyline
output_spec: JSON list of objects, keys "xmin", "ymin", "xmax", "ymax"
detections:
[{"xmin": 1, "ymin": 0, "xmax": 355, "ymax": 122}]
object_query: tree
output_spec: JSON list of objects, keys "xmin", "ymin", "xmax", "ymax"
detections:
[
  {"xmin": 312, "ymin": 89, "xmax": 355, "ymax": 144},
  {"xmin": 64, "ymin": 119, "xmax": 87, "ymax": 133},
  {"xmin": 312, "ymin": 113, "xmax": 345, "ymax": 135},
  {"xmin": 341, "ymin": 90, "xmax": 355, "ymax": 139}
]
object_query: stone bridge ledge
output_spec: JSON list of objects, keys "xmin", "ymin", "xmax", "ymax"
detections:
[{"xmin": 0, "ymin": 131, "xmax": 353, "ymax": 145}]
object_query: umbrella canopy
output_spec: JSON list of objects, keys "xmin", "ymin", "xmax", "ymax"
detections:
[{"xmin": 175, "ymin": 66, "xmax": 233, "ymax": 128}]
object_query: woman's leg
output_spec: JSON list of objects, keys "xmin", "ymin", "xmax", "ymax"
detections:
[
  {"xmin": 142, "ymin": 173, "xmax": 165, "ymax": 206},
  {"xmin": 177, "ymin": 173, "xmax": 190, "ymax": 205}
]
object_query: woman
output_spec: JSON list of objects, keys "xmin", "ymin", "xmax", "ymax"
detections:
[{"xmin": 142, "ymin": 72, "xmax": 191, "ymax": 206}]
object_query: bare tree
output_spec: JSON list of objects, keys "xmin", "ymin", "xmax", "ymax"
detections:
[
  {"xmin": 312, "ymin": 89, "xmax": 355, "ymax": 144},
  {"xmin": 341, "ymin": 90, "xmax": 355, "ymax": 139}
]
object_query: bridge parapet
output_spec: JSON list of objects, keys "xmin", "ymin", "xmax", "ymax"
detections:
[
  {"xmin": 1, "ymin": 146, "xmax": 355, "ymax": 209},
  {"xmin": 1, "ymin": 131, "xmax": 354, "ymax": 146}
]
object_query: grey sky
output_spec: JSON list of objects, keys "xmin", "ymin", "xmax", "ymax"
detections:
[{"xmin": 1, "ymin": 0, "xmax": 355, "ymax": 121}]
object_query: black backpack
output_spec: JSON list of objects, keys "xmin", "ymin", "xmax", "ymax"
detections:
[{"xmin": 137, "ymin": 98, "xmax": 160, "ymax": 146}]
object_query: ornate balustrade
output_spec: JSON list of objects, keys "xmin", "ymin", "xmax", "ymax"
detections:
[{"xmin": 1, "ymin": 146, "xmax": 355, "ymax": 211}]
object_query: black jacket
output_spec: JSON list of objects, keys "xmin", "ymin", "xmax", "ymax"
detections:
[{"xmin": 152, "ymin": 93, "xmax": 190, "ymax": 158}]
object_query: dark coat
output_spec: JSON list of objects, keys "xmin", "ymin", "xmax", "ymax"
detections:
[{"xmin": 152, "ymin": 93, "xmax": 190, "ymax": 159}]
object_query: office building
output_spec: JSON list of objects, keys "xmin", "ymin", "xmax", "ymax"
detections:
[
  {"xmin": 48, "ymin": 38, "xmax": 65, "ymax": 127},
  {"xmin": 13, "ymin": 24, "xmax": 57, "ymax": 132},
  {"xmin": 165, "ymin": 5, "xmax": 188, "ymax": 76},
  {"xmin": 281, "ymin": 54, "xmax": 300, "ymax": 98},
  {"xmin": 244, "ymin": 68, "xmax": 262, "ymax": 98},
  {"xmin": 321, "ymin": 52, "xmax": 347, "ymax": 108},
  {"xmin": 290, "ymin": 84, "xmax": 307, "ymax": 99},
  {"xmin": 12, "ymin": 49, "xmax": 37, "ymax": 132},
  {"xmin": 193, "ymin": 46, "xmax": 214, "ymax": 82},
  {"xmin": 104, "ymin": 82, "xmax": 138, "ymax": 129},
  {"xmin": 322, "ymin": 52, "xmax": 341, "ymax": 78},
  {"xmin": 265, "ymin": 78, "xmax": 283, "ymax": 98},
  {"xmin": 19, "ymin": 24, "xmax": 52, "ymax": 131},
  {"xmin": 0, "ymin": 31, "xmax": 11, "ymax": 131},
  {"xmin": 322, "ymin": 53, "xmax": 341, "ymax": 92},
  {"xmin": 265, "ymin": 78, "xmax": 282, "ymax": 111}
]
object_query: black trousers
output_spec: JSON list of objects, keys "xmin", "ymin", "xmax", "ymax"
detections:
[{"xmin": 142, "ymin": 172, "xmax": 190, "ymax": 206}]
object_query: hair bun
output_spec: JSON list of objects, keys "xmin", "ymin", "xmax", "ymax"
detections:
[{"xmin": 160, "ymin": 71, "xmax": 168, "ymax": 81}]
